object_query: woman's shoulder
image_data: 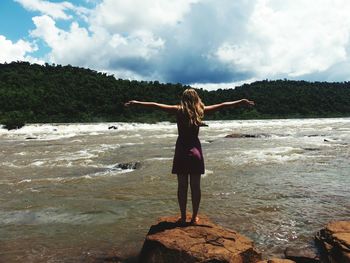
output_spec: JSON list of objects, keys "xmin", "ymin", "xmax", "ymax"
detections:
[{"xmin": 175, "ymin": 105, "xmax": 183, "ymax": 115}]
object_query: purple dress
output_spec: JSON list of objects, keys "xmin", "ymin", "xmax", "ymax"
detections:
[{"xmin": 172, "ymin": 110, "xmax": 205, "ymax": 175}]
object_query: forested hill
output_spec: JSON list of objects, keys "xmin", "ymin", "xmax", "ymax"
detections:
[{"xmin": 1, "ymin": 61, "xmax": 350, "ymax": 129}]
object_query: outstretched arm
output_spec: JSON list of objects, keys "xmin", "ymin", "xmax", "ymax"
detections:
[
  {"xmin": 124, "ymin": 100, "xmax": 179, "ymax": 113},
  {"xmin": 204, "ymin": 99, "xmax": 255, "ymax": 114}
]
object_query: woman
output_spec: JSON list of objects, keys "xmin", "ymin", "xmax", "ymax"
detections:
[{"xmin": 125, "ymin": 88, "xmax": 254, "ymax": 225}]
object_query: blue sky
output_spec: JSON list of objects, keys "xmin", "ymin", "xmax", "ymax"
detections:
[{"xmin": 1, "ymin": 0, "xmax": 350, "ymax": 90}]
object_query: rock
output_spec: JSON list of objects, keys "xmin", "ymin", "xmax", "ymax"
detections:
[
  {"xmin": 139, "ymin": 215, "xmax": 262, "ymax": 263},
  {"xmin": 284, "ymin": 246, "xmax": 320, "ymax": 263},
  {"xmin": 114, "ymin": 162, "xmax": 141, "ymax": 170},
  {"xmin": 315, "ymin": 220, "xmax": 350, "ymax": 263},
  {"xmin": 302, "ymin": 148, "xmax": 320, "ymax": 151},
  {"xmin": 108, "ymin": 125, "xmax": 118, "ymax": 130},
  {"xmin": 225, "ymin": 133, "xmax": 270, "ymax": 139},
  {"xmin": 323, "ymin": 138, "xmax": 339, "ymax": 143},
  {"xmin": 257, "ymin": 259, "xmax": 295, "ymax": 263},
  {"xmin": 25, "ymin": 137, "xmax": 37, "ymax": 140}
]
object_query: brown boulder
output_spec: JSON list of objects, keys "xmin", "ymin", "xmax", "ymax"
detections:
[
  {"xmin": 315, "ymin": 220, "xmax": 350, "ymax": 263},
  {"xmin": 284, "ymin": 246, "xmax": 320, "ymax": 263},
  {"xmin": 139, "ymin": 215, "xmax": 262, "ymax": 263}
]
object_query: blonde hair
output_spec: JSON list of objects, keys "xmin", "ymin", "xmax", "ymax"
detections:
[{"xmin": 180, "ymin": 88, "xmax": 205, "ymax": 126}]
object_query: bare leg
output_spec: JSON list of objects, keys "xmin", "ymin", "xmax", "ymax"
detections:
[
  {"xmin": 190, "ymin": 174, "xmax": 201, "ymax": 223},
  {"xmin": 177, "ymin": 174, "xmax": 188, "ymax": 223}
]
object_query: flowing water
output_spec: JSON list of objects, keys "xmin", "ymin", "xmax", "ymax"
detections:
[{"xmin": 0, "ymin": 118, "xmax": 349, "ymax": 262}]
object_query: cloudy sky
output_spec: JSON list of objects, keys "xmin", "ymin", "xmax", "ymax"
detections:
[{"xmin": 1, "ymin": 0, "xmax": 350, "ymax": 90}]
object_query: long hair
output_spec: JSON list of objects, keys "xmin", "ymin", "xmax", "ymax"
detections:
[{"xmin": 180, "ymin": 88, "xmax": 205, "ymax": 126}]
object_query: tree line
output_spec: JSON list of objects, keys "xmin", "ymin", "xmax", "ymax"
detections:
[{"xmin": 1, "ymin": 61, "xmax": 350, "ymax": 129}]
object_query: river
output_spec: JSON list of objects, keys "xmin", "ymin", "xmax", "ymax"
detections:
[{"xmin": 0, "ymin": 118, "xmax": 349, "ymax": 262}]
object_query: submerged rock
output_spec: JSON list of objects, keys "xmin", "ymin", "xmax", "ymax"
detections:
[
  {"xmin": 225, "ymin": 133, "xmax": 270, "ymax": 139},
  {"xmin": 114, "ymin": 162, "xmax": 141, "ymax": 170},
  {"xmin": 315, "ymin": 220, "xmax": 350, "ymax": 263},
  {"xmin": 302, "ymin": 148, "xmax": 320, "ymax": 151},
  {"xmin": 139, "ymin": 215, "xmax": 261, "ymax": 263}
]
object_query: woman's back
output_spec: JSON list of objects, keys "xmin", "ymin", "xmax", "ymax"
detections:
[{"xmin": 176, "ymin": 110, "xmax": 199, "ymax": 139}]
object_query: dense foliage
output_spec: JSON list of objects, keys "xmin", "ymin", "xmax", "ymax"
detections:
[{"xmin": 1, "ymin": 62, "xmax": 350, "ymax": 129}]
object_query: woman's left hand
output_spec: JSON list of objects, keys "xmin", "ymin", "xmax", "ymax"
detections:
[{"xmin": 124, "ymin": 100, "xmax": 138, "ymax": 107}]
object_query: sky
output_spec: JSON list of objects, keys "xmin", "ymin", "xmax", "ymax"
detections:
[{"xmin": 1, "ymin": 0, "xmax": 350, "ymax": 90}]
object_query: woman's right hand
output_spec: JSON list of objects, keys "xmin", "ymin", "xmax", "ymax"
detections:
[{"xmin": 241, "ymin": 99, "xmax": 255, "ymax": 106}]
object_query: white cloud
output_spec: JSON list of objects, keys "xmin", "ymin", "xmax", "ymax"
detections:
[
  {"xmin": 0, "ymin": 35, "xmax": 37, "ymax": 63},
  {"xmin": 192, "ymin": 78, "xmax": 258, "ymax": 91},
  {"xmin": 109, "ymin": 30, "xmax": 165, "ymax": 60},
  {"xmin": 15, "ymin": 0, "xmax": 90, "ymax": 20},
  {"xmin": 15, "ymin": 0, "xmax": 73, "ymax": 20},
  {"xmin": 216, "ymin": 0, "xmax": 350, "ymax": 79},
  {"xmin": 30, "ymin": 15, "xmax": 164, "ymax": 79},
  {"xmin": 90, "ymin": 0, "xmax": 200, "ymax": 33}
]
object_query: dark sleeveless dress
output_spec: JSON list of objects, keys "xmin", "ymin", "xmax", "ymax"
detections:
[{"xmin": 172, "ymin": 110, "xmax": 205, "ymax": 175}]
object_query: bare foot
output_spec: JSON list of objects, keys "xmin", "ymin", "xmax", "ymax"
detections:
[{"xmin": 190, "ymin": 216, "xmax": 199, "ymax": 225}]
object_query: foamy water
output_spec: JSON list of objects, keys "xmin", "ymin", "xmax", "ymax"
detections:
[{"xmin": 0, "ymin": 118, "xmax": 349, "ymax": 261}]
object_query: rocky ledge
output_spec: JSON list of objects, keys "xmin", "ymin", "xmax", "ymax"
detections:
[
  {"xmin": 315, "ymin": 220, "xmax": 350, "ymax": 263},
  {"xmin": 139, "ymin": 215, "xmax": 262, "ymax": 263}
]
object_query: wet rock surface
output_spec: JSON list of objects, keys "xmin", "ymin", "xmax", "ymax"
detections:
[
  {"xmin": 139, "ymin": 215, "xmax": 262, "ymax": 263},
  {"xmin": 315, "ymin": 220, "xmax": 350, "ymax": 263}
]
